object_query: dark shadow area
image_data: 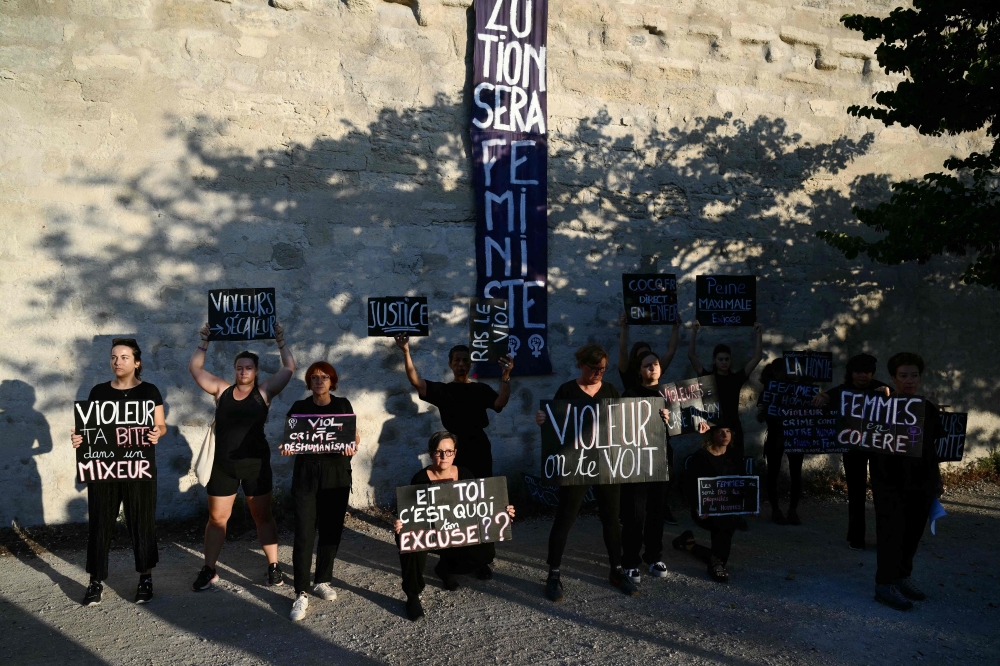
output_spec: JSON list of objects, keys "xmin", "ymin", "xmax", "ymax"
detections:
[
  {"xmin": 0, "ymin": 597, "xmax": 109, "ymax": 665},
  {"xmin": 0, "ymin": 380, "xmax": 53, "ymax": 527}
]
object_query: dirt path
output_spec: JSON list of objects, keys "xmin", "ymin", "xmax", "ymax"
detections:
[{"xmin": 3, "ymin": 487, "xmax": 999, "ymax": 666}]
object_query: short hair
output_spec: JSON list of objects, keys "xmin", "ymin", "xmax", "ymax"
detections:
[
  {"xmin": 626, "ymin": 341, "xmax": 652, "ymax": 371},
  {"xmin": 305, "ymin": 361, "xmax": 338, "ymax": 390},
  {"xmin": 448, "ymin": 345, "xmax": 471, "ymax": 363},
  {"xmin": 845, "ymin": 353, "xmax": 877, "ymax": 383},
  {"xmin": 427, "ymin": 430, "xmax": 458, "ymax": 455},
  {"xmin": 234, "ymin": 350, "xmax": 259, "ymax": 368},
  {"xmin": 712, "ymin": 344, "xmax": 732, "ymax": 358},
  {"xmin": 574, "ymin": 343, "xmax": 608, "ymax": 366},
  {"xmin": 759, "ymin": 358, "xmax": 784, "ymax": 383},
  {"xmin": 111, "ymin": 338, "xmax": 143, "ymax": 380},
  {"xmin": 636, "ymin": 350, "xmax": 660, "ymax": 368},
  {"xmin": 888, "ymin": 352, "xmax": 924, "ymax": 377}
]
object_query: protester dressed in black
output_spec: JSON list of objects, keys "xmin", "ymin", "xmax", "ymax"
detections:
[
  {"xmin": 673, "ymin": 426, "xmax": 740, "ymax": 583},
  {"xmin": 687, "ymin": 320, "xmax": 763, "ymax": 462},
  {"xmin": 286, "ymin": 361, "xmax": 359, "ymax": 622},
  {"xmin": 812, "ymin": 353, "xmax": 887, "ymax": 549},
  {"xmin": 72, "ymin": 338, "xmax": 166, "ymax": 606},
  {"xmin": 756, "ymin": 360, "xmax": 805, "ymax": 526},
  {"xmin": 393, "ymin": 432, "xmax": 515, "ymax": 621},
  {"xmin": 867, "ymin": 353, "xmax": 943, "ymax": 611},
  {"xmin": 393, "ymin": 335, "xmax": 512, "ymax": 478},
  {"xmin": 536, "ymin": 344, "xmax": 638, "ymax": 601},
  {"xmin": 188, "ymin": 322, "xmax": 295, "ymax": 591}
]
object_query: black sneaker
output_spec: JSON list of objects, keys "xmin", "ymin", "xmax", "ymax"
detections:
[
  {"xmin": 267, "ymin": 563, "xmax": 284, "ymax": 587},
  {"xmin": 82, "ymin": 580, "xmax": 103, "ymax": 606},
  {"xmin": 135, "ymin": 576, "xmax": 153, "ymax": 604},
  {"xmin": 875, "ymin": 584, "xmax": 913, "ymax": 611},
  {"xmin": 609, "ymin": 567, "xmax": 640, "ymax": 596},
  {"xmin": 545, "ymin": 575, "xmax": 564, "ymax": 602},
  {"xmin": 786, "ymin": 509, "xmax": 802, "ymax": 526},
  {"xmin": 405, "ymin": 595, "xmax": 424, "ymax": 622},
  {"xmin": 848, "ymin": 540, "xmax": 865, "ymax": 551},
  {"xmin": 663, "ymin": 505, "xmax": 679, "ymax": 526},
  {"xmin": 895, "ymin": 578, "xmax": 926, "ymax": 601},
  {"xmin": 476, "ymin": 565, "xmax": 493, "ymax": 580},
  {"xmin": 192, "ymin": 565, "xmax": 218, "ymax": 591}
]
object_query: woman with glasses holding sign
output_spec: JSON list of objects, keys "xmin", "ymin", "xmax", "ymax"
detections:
[
  {"xmin": 188, "ymin": 322, "xmax": 295, "ymax": 592},
  {"xmin": 393, "ymin": 431, "xmax": 515, "ymax": 621},
  {"xmin": 71, "ymin": 338, "xmax": 166, "ymax": 606},
  {"xmin": 534, "ymin": 344, "xmax": 638, "ymax": 602},
  {"xmin": 284, "ymin": 361, "xmax": 360, "ymax": 622}
]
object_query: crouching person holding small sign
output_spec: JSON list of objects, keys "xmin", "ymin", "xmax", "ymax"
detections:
[
  {"xmin": 71, "ymin": 338, "xmax": 166, "ymax": 606},
  {"xmin": 393, "ymin": 432, "xmax": 515, "ymax": 622},
  {"xmin": 283, "ymin": 361, "xmax": 360, "ymax": 622}
]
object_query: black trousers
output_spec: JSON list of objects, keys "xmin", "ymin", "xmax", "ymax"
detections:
[
  {"xmin": 691, "ymin": 515, "xmax": 737, "ymax": 565},
  {"xmin": 843, "ymin": 450, "xmax": 870, "ymax": 544},
  {"xmin": 546, "ymin": 484, "xmax": 621, "ymax": 570},
  {"xmin": 292, "ymin": 472, "xmax": 350, "ymax": 594},
  {"xmin": 765, "ymin": 444, "xmax": 803, "ymax": 511},
  {"xmin": 86, "ymin": 481, "xmax": 158, "ymax": 581},
  {"xmin": 399, "ymin": 544, "xmax": 493, "ymax": 598},
  {"xmin": 619, "ymin": 481, "xmax": 666, "ymax": 568},
  {"xmin": 871, "ymin": 480, "xmax": 933, "ymax": 585}
]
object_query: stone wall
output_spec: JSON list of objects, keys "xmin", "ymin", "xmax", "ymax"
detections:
[{"xmin": 1, "ymin": 0, "xmax": 998, "ymax": 525}]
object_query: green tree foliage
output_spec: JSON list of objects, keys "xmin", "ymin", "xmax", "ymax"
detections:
[{"xmin": 817, "ymin": 1, "xmax": 1000, "ymax": 289}]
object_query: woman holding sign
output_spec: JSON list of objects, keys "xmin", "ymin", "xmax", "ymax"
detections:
[
  {"xmin": 188, "ymin": 322, "xmax": 295, "ymax": 591},
  {"xmin": 687, "ymin": 320, "xmax": 763, "ymax": 462},
  {"xmin": 393, "ymin": 431, "xmax": 515, "ymax": 621},
  {"xmin": 756, "ymin": 360, "xmax": 805, "ymax": 526},
  {"xmin": 534, "ymin": 344, "xmax": 639, "ymax": 602},
  {"xmin": 71, "ymin": 338, "xmax": 167, "ymax": 606},
  {"xmin": 284, "ymin": 361, "xmax": 360, "ymax": 622}
]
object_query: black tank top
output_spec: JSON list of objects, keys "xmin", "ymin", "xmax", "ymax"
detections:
[{"xmin": 215, "ymin": 385, "xmax": 270, "ymax": 464}]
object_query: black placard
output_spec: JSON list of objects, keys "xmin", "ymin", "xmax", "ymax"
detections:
[
  {"xmin": 936, "ymin": 412, "xmax": 968, "ymax": 462},
  {"xmin": 74, "ymin": 400, "xmax": 157, "ymax": 483},
  {"xmin": 783, "ymin": 351, "xmax": 834, "ymax": 383},
  {"xmin": 539, "ymin": 397, "xmax": 669, "ymax": 485},
  {"xmin": 279, "ymin": 413, "xmax": 357, "ymax": 455},
  {"xmin": 759, "ymin": 380, "xmax": 820, "ymax": 409},
  {"xmin": 778, "ymin": 407, "xmax": 846, "ymax": 454},
  {"xmin": 697, "ymin": 476, "xmax": 760, "ymax": 517},
  {"xmin": 836, "ymin": 391, "xmax": 926, "ymax": 457},
  {"xmin": 367, "ymin": 296, "xmax": 429, "ymax": 336},
  {"xmin": 396, "ymin": 477, "xmax": 511, "ymax": 553},
  {"xmin": 659, "ymin": 376, "xmax": 720, "ymax": 436},
  {"xmin": 622, "ymin": 273, "xmax": 678, "ymax": 325},
  {"xmin": 469, "ymin": 298, "xmax": 510, "ymax": 363},
  {"xmin": 695, "ymin": 275, "xmax": 756, "ymax": 326},
  {"xmin": 208, "ymin": 288, "xmax": 276, "ymax": 341}
]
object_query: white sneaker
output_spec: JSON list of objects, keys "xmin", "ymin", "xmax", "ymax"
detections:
[
  {"xmin": 312, "ymin": 582, "xmax": 338, "ymax": 601},
  {"xmin": 648, "ymin": 562, "xmax": 668, "ymax": 578},
  {"xmin": 289, "ymin": 593, "xmax": 308, "ymax": 622},
  {"xmin": 624, "ymin": 568, "xmax": 641, "ymax": 584}
]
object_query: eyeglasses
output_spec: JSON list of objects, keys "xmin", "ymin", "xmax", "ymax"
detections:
[
  {"xmin": 433, "ymin": 449, "xmax": 456, "ymax": 458},
  {"xmin": 585, "ymin": 364, "xmax": 608, "ymax": 374},
  {"xmin": 310, "ymin": 374, "xmax": 331, "ymax": 382}
]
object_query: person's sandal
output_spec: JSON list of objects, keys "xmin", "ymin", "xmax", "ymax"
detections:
[
  {"xmin": 708, "ymin": 559, "xmax": 729, "ymax": 583},
  {"xmin": 672, "ymin": 530, "xmax": 695, "ymax": 550}
]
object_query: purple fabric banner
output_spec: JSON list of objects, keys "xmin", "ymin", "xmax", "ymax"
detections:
[{"xmin": 471, "ymin": 0, "xmax": 551, "ymax": 375}]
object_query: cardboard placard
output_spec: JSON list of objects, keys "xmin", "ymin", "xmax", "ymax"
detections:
[
  {"xmin": 697, "ymin": 475, "xmax": 760, "ymax": 517},
  {"xmin": 936, "ymin": 412, "xmax": 968, "ymax": 462},
  {"xmin": 778, "ymin": 407, "xmax": 846, "ymax": 454},
  {"xmin": 622, "ymin": 274, "xmax": 678, "ymax": 325},
  {"xmin": 539, "ymin": 397, "xmax": 669, "ymax": 485},
  {"xmin": 695, "ymin": 275, "xmax": 756, "ymax": 326},
  {"xmin": 367, "ymin": 296, "xmax": 429, "ymax": 336},
  {"xmin": 783, "ymin": 351, "xmax": 834, "ymax": 383},
  {"xmin": 835, "ymin": 391, "xmax": 926, "ymax": 457},
  {"xmin": 659, "ymin": 376, "xmax": 720, "ymax": 436},
  {"xmin": 469, "ymin": 298, "xmax": 510, "ymax": 363},
  {"xmin": 759, "ymin": 380, "xmax": 820, "ymax": 410},
  {"xmin": 208, "ymin": 288, "xmax": 276, "ymax": 341},
  {"xmin": 279, "ymin": 414, "xmax": 357, "ymax": 455},
  {"xmin": 74, "ymin": 400, "xmax": 157, "ymax": 483},
  {"xmin": 396, "ymin": 476, "xmax": 511, "ymax": 553}
]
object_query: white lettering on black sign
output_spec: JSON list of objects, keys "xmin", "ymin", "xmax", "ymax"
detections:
[
  {"xmin": 74, "ymin": 400, "xmax": 156, "ymax": 483},
  {"xmin": 836, "ymin": 390, "xmax": 926, "ymax": 457},
  {"xmin": 208, "ymin": 288, "xmax": 276, "ymax": 341},
  {"xmin": 759, "ymin": 380, "xmax": 820, "ymax": 409},
  {"xmin": 622, "ymin": 273, "xmax": 678, "ymax": 325},
  {"xmin": 659, "ymin": 376, "xmax": 720, "ymax": 436},
  {"xmin": 783, "ymin": 351, "xmax": 833, "ymax": 383},
  {"xmin": 697, "ymin": 475, "xmax": 760, "ymax": 517},
  {"xmin": 695, "ymin": 275, "xmax": 756, "ymax": 326},
  {"xmin": 936, "ymin": 412, "xmax": 967, "ymax": 462},
  {"xmin": 777, "ymin": 407, "xmax": 846, "ymax": 453},
  {"xmin": 367, "ymin": 296, "xmax": 429, "ymax": 336},
  {"xmin": 280, "ymin": 414, "xmax": 357, "ymax": 455},
  {"xmin": 469, "ymin": 298, "xmax": 510, "ymax": 363},
  {"xmin": 396, "ymin": 476, "xmax": 512, "ymax": 553}
]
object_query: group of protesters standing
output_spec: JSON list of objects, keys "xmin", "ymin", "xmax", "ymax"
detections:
[{"xmin": 69, "ymin": 315, "xmax": 942, "ymax": 621}]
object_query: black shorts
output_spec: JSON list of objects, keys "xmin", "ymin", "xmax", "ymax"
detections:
[{"xmin": 206, "ymin": 458, "xmax": 273, "ymax": 497}]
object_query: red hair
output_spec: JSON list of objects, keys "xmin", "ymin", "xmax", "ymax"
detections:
[{"xmin": 305, "ymin": 361, "xmax": 338, "ymax": 389}]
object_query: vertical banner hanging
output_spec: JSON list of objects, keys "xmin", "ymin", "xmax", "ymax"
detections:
[{"xmin": 471, "ymin": 0, "xmax": 552, "ymax": 375}]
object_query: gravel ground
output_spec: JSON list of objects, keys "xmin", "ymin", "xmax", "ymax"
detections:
[{"xmin": 2, "ymin": 486, "xmax": 999, "ymax": 666}]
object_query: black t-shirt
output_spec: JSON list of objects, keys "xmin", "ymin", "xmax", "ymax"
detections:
[
  {"xmin": 618, "ymin": 368, "xmax": 641, "ymax": 393},
  {"xmin": 687, "ymin": 447, "xmax": 739, "ymax": 513},
  {"xmin": 422, "ymin": 381, "xmax": 502, "ymax": 478},
  {"xmin": 553, "ymin": 380, "xmax": 620, "ymax": 401},
  {"xmin": 286, "ymin": 395, "xmax": 355, "ymax": 490},
  {"xmin": 410, "ymin": 465, "xmax": 476, "ymax": 486},
  {"xmin": 699, "ymin": 368, "xmax": 748, "ymax": 430}
]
